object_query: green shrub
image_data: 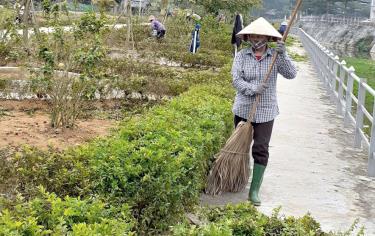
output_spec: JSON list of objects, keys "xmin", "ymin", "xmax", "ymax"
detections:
[
  {"xmin": 172, "ymin": 203, "xmax": 328, "ymax": 236},
  {"xmin": 104, "ymin": 58, "xmax": 228, "ymax": 97},
  {"xmin": 0, "ymin": 146, "xmax": 92, "ymax": 199},
  {"xmin": 80, "ymin": 82, "xmax": 234, "ymax": 232},
  {"xmin": 355, "ymin": 36, "xmax": 374, "ymax": 57},
  {"xmin": 0, "ymin": 74, "xmax": 234, "ymax": 233},
  {"xmin": 0, "ymin": 187, "xmax": 135, "ymax": 235},
  {"xmin": 108, "ymin": 14, "xmax": 232, "ymax": 68}
]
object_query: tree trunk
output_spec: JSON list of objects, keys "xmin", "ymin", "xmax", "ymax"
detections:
[
  {"xmin": 30, "ymin": 0, "xmax": 41, "ymax": 41},
  {"xmin": 22, "ymin": 0, "xmax": 31, "ymax": 47}
]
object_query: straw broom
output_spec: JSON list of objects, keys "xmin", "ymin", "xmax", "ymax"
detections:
[{"xmin": 205, "ymin": 0, "xmax": 303, "ymax": 195}]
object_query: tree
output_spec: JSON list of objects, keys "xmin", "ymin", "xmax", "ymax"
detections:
[{"xmin": 195, "ymin": 0, "xmax": 262, "ymax": 15}]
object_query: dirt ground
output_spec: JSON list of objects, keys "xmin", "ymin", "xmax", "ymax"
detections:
[{"xmin": 0, "ymin": 100, "xmax": 116, "ymax": 150}]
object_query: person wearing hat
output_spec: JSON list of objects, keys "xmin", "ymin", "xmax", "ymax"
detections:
[
  {"xmin": 187, "ymin": 13, "xmax": 201, "ymax": 53},
  {"xmin": 278, "ymin": 20, "xmax": 288, "ymax": 36},
  {"xmin": 148, "ymin": 15, "xmax": 166, "ymax": 39},
  {"xmin": 232, "ymin": 17, "xmax": 296, "ymax": 206},
  {"xmin": 186, "ymin": 13, "xmax": 202, "ymax": 25}
]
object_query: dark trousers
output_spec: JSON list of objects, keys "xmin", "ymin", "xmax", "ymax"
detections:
[
  {"xmin": 157, "ymin": 30, "xmax": 166, "ymax": 39},
  {"xmin": 234, "ymin": 115, "xmax": 274, "ymax": 166}
]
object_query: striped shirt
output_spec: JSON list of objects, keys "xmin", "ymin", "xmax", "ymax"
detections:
[{"xmin": 232, "ymin": 47, "xmax": 297, "ymax": 123}]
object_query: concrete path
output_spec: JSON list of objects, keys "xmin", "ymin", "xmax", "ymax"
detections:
[{"xmin": 201, "ymin": 41, "xmax": 375, "ymax": 235}]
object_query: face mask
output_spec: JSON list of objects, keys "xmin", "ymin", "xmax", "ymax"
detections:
[{"xmin": 250, "ymin": 39, "xmax": 267, "ymax": 50}]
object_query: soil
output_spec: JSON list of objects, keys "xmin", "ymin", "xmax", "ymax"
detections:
[{"xmin": 0, "ymin": 99, "xmax": 117, "ymax": 150}]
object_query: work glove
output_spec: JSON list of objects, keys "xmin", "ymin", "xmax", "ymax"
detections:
[
  {"xmin": 254, "ymin": 83, "xmax": 268, "ymax": 95},
  {"xmin": 276, "ymin": 40, "xmax": 286, "ymax": 55}
]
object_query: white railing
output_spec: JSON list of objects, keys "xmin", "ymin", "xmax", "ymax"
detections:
[
  {"xmin": 299, "ymin": 28, "xmax": 375, "ymax": 177},
  {"xmin": 300, "ymin": 15, "xmax": 373, "ymax": 26}
]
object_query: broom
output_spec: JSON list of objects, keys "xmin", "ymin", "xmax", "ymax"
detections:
[{"xmin": 205, "ymin": 0, "xmax": 303, "ymax": 195}]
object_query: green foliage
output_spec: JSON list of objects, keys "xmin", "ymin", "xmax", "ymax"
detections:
[
  {"xmin": 104, "ymin": 58, "xmax": 228, "ymax": 97},
  {"xmin": 0, "ymin": 146, "xmax": 92, "ymax": 199},
  {"xmin": 199, "ymin": 15, "xmax": 232, "ymax": 53},
  {"xmin": 289, "ymin": 52, "xmax": 308, "ymax": 62},
  {"xmin": 354, "ymin": 36, "xmax": 374, "ymax": 58},
  {"xmin": 344, "ymin": 57, "xmax": 375, "ymax": 84},
  {"xmin": 172, "ymin": 203, "xmax": 329, "ymax": 236},
  {"xmin": 108, "ymin": 14, "xmax": 232, "ymax": 68},
  {"xmin": 342, "ymin": 57, "xmax": 375, "ymax": 135},
  {"xmin": 0, "ymin": 72, "xmax": 234, "ymax": 233},
  {"xmin": 0, "ymin": 8, "xmax": 23, "ymax": 65},
  {"xmin": 30, "ymin": 9, "xmax": 110, "ymax": 128},
  {"xmin": 164, "ymin": 14, "xmax": 192, "ymax": 40},
  {"xmin": 80, "ymin": 82, "xmax": 234, "ymax": 232},
  {"xmin": 0, "ymin": 187, "xmax": 135, "ymax": 235},
  {"xmin": 196, "ymin": 0, "xmax": 261, "ymax": 14}
]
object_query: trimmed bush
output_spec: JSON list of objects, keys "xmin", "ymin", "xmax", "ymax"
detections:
[
  {"xmin": 171, "ymin": 203, "xmax": 364, "ymax": 236},
  {"xmin": 0, "ymin": 187, "xmax": 135, "ymax": 235},
  {"xmin": 80, "ymin": 82, "xmax": 234, "ymax": 232},
  {"xmin": 0, "ymin": 69, "xmax": 234, "ymax": 233}
]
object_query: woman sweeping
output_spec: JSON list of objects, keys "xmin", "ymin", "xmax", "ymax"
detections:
[{"xmin": 232, "ymin": 17, "xmax": 297, "ymax": 206}]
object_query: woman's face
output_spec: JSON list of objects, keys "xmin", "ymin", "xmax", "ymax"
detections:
[
  {"xmin": 249, "ymin": 34, "xmax": 268, "ymax": 42},
  {"xmin": 248, "ymin": 34, "xmax": 269, "ymax": 51}
]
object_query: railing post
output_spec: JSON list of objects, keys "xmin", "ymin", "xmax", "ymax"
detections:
[
  {"xmin": 331, "ymin": 57, "xmax": 340, "ymax": 102},
  {"xmin": 354, "ymin": 78, "xmax": 367, "ymax": 148},
  {"xmin": 336, "ymin": 60, "xmax": 346, "ymax": 115},
  {"xmin": 326, "ymin": 53, "xmax": 334, "ymax": 91},
  {"xmin": 369, "ymin": 152, "xmax": 375, "ymax": 177},
  {"xmin": 344, "ymin": 66, "xmax": 355, "ymax": 127},
  {"xmin": 368, "ymin": 99, "xmax": 375, "ymax": 176}
]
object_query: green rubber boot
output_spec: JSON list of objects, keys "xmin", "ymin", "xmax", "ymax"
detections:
[{"xmin": 249, "ymin": 163, "xmax": 266, "ymax": 206}]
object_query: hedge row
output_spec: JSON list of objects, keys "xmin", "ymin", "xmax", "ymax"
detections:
[
  {"xmin": 172, "ymin": 203, "xmax": 364, "ymax": 236},
  {"xmin": 0, "ymin": 188, "xmax": 136, "ymax": 235},
  {"xmin": 105, "ymin": 59, "xmax": 222, "ymax": 97},
  {"xmin": 78, "ymin": 81, "xmax": 234, "ymax": 232},
  {"xmin": 173, "ymin": 203, "xmax": 326, "ymax": 236},
  {"xmin": 0, "ymin": 70, "xmax": 234, "ymax": 234}
]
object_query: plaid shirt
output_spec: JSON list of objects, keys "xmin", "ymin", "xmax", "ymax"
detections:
[{"xmin": 232, "ymin": 47, "xmax": 297, "ymax": 123}]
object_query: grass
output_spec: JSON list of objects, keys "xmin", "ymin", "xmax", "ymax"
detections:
[
  {"xmin": 289, "ymin": 51, "xmax": 308, "ymax": 62},
  {"xmin": 343, "ymin": 57, "xmax": 375, "ymax": 136},
  {"xmin": 344, "ymin": 57, "xmax": 375, "ymax": 88}
]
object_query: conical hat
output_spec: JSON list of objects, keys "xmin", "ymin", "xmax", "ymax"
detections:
[{"xmin": 237, "ymin": 17, "xmax": 282, "ymax": 41}]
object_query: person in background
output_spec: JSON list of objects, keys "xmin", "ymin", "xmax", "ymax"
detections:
[
  {"xmin": 148, "ymin": 15, "xmax": 166, "ymax": 39},
  {"xmin": 231, "ymin": 12, "xmax": 243, "ymax": 56},
  {"xmin": 189, "ymin": 14, "xmax": 201, "ymax": 53},
  {"xmin": 278, "ymin": 20, "xmax": 288, "ymax": 36}
]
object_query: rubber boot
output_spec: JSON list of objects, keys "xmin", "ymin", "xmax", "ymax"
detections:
[{"xmin": 249, "ymin": 163, "xmax": 266, "ymax": 206}]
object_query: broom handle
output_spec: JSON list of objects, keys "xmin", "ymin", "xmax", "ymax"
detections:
[{"xmin": 248, "ymin": 0, "xmax": 303, "ymax": 121}]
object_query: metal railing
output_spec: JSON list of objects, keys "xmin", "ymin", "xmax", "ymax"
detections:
[
  {"xmin": 299, "ymin": 28, "xmax": 375, "ymax": 177},
  {"xmin": 300, "ymin": 15, "xmax": 373, "ymax": 26}
]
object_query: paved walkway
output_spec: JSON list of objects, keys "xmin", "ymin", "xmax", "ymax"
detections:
[{"xmin": 201, "ymin": 42, "xmax": 375, "ymax": 235}]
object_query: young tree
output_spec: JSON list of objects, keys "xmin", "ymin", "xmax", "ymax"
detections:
[
  {"xmin": 194, "ymin": 0, "xmax": 262, "ymax": 15},
  {"xmin": 31, "ymin": 1, "xmax": 109, "ymax": 128}
]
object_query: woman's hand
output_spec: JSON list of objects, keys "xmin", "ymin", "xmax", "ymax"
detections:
[
  {"xmin": 276, "ymin": 41, "xmax": 286, "ymax": 54},
  {"xmin": 254, "ymin": 83, "xmax": 269, "ymax": 95}
]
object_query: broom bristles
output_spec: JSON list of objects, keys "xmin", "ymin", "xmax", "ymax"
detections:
[{"xmin": 205, "ymin": 121, "xmax": 253, "ymax": 195}]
